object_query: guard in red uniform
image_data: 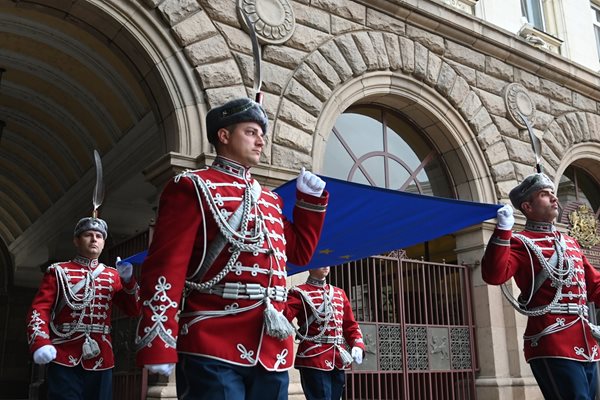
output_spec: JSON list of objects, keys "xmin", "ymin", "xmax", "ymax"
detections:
[
  {"xmin": 287, "ymin": 266, "xmax": 364, "ymax": 400},
  {"xmin": 135, "ymin": 97, "xmax": 328, "ymax": 400},
  {"xmin": 481, "ymin": 173, "xmax": 600, "ymax": 400},
  {"xmin": 26, "ymin": 217, "xmax": 141, "ymax": 400}
]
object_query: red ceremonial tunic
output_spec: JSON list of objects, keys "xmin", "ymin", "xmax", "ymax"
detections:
[
  {"xmin": 135, "ymin": 157, "xmax": 328, "ymax": 371},
  {"xmin": 287, "ymin": 280, "xmax": 364, "ymax": 370},
  {"xmin": 482, "ymin": 222, "xmax": 600, "ymax": 362},
  {"xmin": 26, "ymin": 256, "xmax": 141, "ymax": 370}
]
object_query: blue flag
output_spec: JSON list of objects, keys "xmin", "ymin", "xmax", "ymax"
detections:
[{"xmin": 123, "ymin": 176, "xmax": 500, "ymax": 275}]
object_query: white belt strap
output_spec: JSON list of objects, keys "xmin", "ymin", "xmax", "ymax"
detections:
[{"xmin": 196, "ymin": 283, "xmax": 288, "ymax": 302}]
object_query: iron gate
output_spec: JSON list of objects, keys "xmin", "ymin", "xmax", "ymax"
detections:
[{"xmin": 329, "ymin": 252, "xmax": 477, "ymax": 400}]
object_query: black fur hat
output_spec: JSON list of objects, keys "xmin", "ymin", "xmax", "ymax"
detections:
[
  {"xmin": 206, "ymin": 98, "xmax": 268, "ymax": 145},
  {"xmin": 74, "ymin": 217, "xmax": 108, "ymax": 239},
  {"xmin": 509, "ymin": 173, "xmax": 555, "ymax": 211}
]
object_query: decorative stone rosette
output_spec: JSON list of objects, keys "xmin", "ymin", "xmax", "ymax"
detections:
[
  {"xmin": 503, "ymin": 82, "xmax": 536, "ymax": 129},
  {"xmin": 238, "ymin": 0, "xmax": 296, "ymax": 45}
]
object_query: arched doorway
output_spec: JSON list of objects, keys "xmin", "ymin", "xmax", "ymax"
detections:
[
  {"xmin": 0, "ymin": 1, "xmax": 203, "ymax": 397},
  {"xmin": 557, "ymin": 164, "xmax": 600, "ymax": 268}
]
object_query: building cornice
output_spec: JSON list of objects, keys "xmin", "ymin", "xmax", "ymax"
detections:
[{"xmin": 357, "ymin": 0, "xmax": 600, "ymax": 100}]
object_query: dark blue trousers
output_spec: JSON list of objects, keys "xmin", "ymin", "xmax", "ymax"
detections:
[
  {"xmin": 46, "ymin": 362, "xmax": 112, "ymax": 400},
  {"xmin": 176, "ymin": 354, "xmax": 289, "ymax": 400},
  {"xmin": 299, "ymin": 367, "xmax": 346, "ymax": 400},
  {"xmin": 529, "ymin": 358, "xmax": 598, "ymax": 400}
]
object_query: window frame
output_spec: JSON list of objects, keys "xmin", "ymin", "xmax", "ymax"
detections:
[
  {"xmin": 322, "ymin": 105, "xmax": 455, "ymax": 199},
  {"xmin": 592, "ymin": 2, "xmax": 600, "ymax": 61},
  {"xmin": 521, "ymin": 0, "xmax": 546, "ymax": 31}
]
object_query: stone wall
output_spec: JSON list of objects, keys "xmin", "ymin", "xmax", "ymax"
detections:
[
  {"xmin": 133, "ymin": 1, "xmax": 600, "ymax": 399},
  {"xmin": 139, "ymin": 0, "xmax": 600, "ymax": 202}
]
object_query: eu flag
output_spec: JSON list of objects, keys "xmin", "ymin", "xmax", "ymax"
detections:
[
  {"xmin": 280, "ymin": 176, "xmax": 500, "ymax": 274},
  {"xmin": 123, "ymin": 176, "xmax": 500, "ymax": 275}
]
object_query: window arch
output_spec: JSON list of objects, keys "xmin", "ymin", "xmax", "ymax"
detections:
[
  {"xmin": 558, "ymin": 165, "xmax": 600, "ymax": 219},
  {"xmin": 322, "ymin": 105, "xmax": 454, "ymax": 199}
]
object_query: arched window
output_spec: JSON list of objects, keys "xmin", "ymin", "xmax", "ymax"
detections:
[
  {"xmin": 323, "ymin": 105, "xmax": 455, "ymax": 262},
  {"xmin": 323, "ymin": 105, "xmax": 453, "ymax": 198},
  {"xmin": 557, "ymin": 165, "xmax": 600, "ymax": 218}
]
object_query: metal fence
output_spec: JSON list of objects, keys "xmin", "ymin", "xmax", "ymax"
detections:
[{"xmin": 329, "ymin": 252, "xmax": 477, "ymax": 400}]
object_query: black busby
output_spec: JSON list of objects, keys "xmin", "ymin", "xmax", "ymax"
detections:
[
  {"xmin": 205, "ymin": 98, "xmax": 268, "ymax": 146},
  {"xmin": 509, "ymin": 173, "xmax": 555, "ymax": 211},
  {"xmin": 74, "ymin": 217, "xmax": 108, "ymax": 239}
]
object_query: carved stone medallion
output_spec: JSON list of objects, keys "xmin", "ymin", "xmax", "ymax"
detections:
[
  {"xmin": 238, "ymin": 0, "xmax": 296, "ymax": 45},
  {"xmin": 503, "ymin": 83, "xmax": 536, "ymax": 129},
  {"xmin": 569, "ymin": 204, "xmax": 600, "ymax": 248}
]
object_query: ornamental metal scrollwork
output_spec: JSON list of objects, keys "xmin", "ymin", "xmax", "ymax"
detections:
[
  {"xmin": 238, "ymin": 0, "xmax": 296, "ymax": 45},
  {"xmin": 384, "ymin": 249, "xmax": 407, "ymax": 259},
  {"xmin": 406, "ymin": 326, "xmax": 429, "ymax": 370},
  {"xmin": 569, "ymin": 204, "xmax": 600, "ymax": 248},
  {"xmin": 378, "ymin": 325, "xmax": 402, "ymax": 371},
  {"xmin": 450, "ymin": 327, "xmax": 472, "ymax": 369}
]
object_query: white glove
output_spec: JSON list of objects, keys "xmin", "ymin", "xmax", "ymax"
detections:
[
  {"xmin": 33, "ymin": 345, "xmax": 57, "ymax": 364},
  {"xmin": 116, "ymin": 256, "xmax": 133, "ymax": 283},
  {"xmin": 496, "ymin": 204, "xmax": 515, "ymax": 231},
  {"xmin": 351, "ymin": 346, "xmax": 363, "ymax": 365},
  {"xmin": 296, "ymin": 167, "xmax": 326, "ymax": 197},
  {"xmin": 145, "ymin": 363, "xmax": 175, "ymax": 376}
]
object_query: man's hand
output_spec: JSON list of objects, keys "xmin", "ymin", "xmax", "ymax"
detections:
[
  {"xmin": 296, "ymin": 167, "xmax": 326, "ymax": 197},
  {"xmin": 145, "ymin": 363, "xmax": 176, "ymax": 376},
  {"xmin": 351, "ymin": 346, "xmax": 363, "ymax": 364},
  {"xmin": 33, "ymin": 345, "xmax": 57, "ymax": 364},
  {"xmin": 497, "ymin": 204, "xmax": 515, "ymax": 231},
  {"xmin": 116, "ymin": 256, "xmax": 133, "ymax": 283}
]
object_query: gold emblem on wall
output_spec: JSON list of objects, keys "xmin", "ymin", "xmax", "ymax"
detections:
[{"xmin": 569, "ymin": 205, "xmax": 600, "ymax": 248}]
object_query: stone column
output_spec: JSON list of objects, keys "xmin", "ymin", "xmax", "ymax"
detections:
[
  {"xmin": 146, "ymin": 373, "xmax": 177, "ymax": 400},
  {"xmin": 143, "ymin": 152, "xmax": 205, "ymax": 190}
]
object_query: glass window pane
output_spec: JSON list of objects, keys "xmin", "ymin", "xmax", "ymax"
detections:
[
  {"xmin": 576, "ymin": 169, "xmax": 600, "ymax": 212},
  {"xmin": 595, "ymin": 26, "xmax": 600, "ymax": 60},
  {"xmin": 403, "ymin": 180, "xmax": 420, "ymax": 194},
  {"xmin": 387, "ymin": 113, "xmax": 430, "ymax": 159},
  {"xmin": 386, "ymin": 129, "xmax": 423, "ymax": 171},
  {"xmin": 522, "ymin": 0, "xmax": 544, "ymax": 30},
  {"xmin": 557, "ymin": 167, "xmax": 577, "ymax": 205},
  {"xmin": 558, "ymin": 165, "xmax": 600, "ymax": 218},
  {"xmin": 351, "ymin": 168, "xmax": 370, "ymax": 185},
  {"xmin": 361, "ymin": 156, "xmax": 386, "ymax": 188},
  {"xmin": 388, "ymin": 159, "xmax": 411, "ymax": 190},
  {"xmin": 424, "ymin": 159, "xmax": 453, "ymax": 198},
  {"xmin": 323, "ymin": 133, "xmax": 355, "ymax": 179},
  {"xmin": 335, "ymin": 111, "xmax": 383, "ymax": 155},
  {"xmin": 530, "ymin": 0, "xmax": 544, "ymax": 30}
]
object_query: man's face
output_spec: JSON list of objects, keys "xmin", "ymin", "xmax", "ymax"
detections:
[
  {"xmin": 309, "ymin": 266, "xmax": 330, "ymax": 280},
  {"xmin": 73, "ymin": 230, "xmax": 105, "ymax": 259},
  {"xmin": 521, "ymin": 188, "xmax": 559, "ymax": 223},
  {"xmin": 216, "ymin": 121, "xmax": 265, "ymax": 167}
]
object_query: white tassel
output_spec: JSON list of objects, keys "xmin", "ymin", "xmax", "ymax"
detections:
[
  {"xmin": 263, "ymin": 297, "xmax": 294, "ymax": 340},
  {"xmin": 339, "ymin": 346, "xmax": 354, "ymax": 366}
]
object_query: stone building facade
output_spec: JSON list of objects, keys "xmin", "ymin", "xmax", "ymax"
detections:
[{"xmin": 2, "ymin": 0, "xmax": 600, "ymax": 399}]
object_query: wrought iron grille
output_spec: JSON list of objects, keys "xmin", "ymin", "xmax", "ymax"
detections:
[{"xmin": 330, "ymin": 254, "xmax": 477, "ymax": 400}]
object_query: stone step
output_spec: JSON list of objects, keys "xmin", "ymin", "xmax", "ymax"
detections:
[{"xmin": 288, "ymin": 381, "xmax": 304, "ymax": 399}]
